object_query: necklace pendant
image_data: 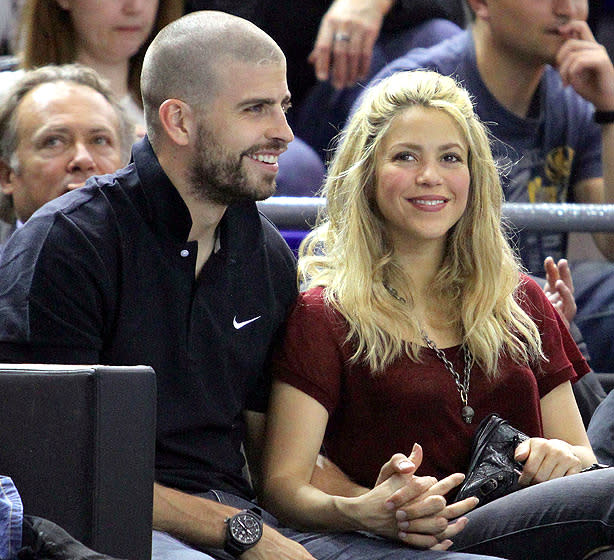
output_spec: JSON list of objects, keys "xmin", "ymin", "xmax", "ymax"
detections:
[{"xmin": 462, "ymin": 405, "xmax": 474, "ymax": 424}]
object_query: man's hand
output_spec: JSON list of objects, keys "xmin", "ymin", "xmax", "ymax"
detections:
[
  {"xmin": 154, "ymin": 483, "xmax": 315, "ymax": 559},
  {"xmin": 244, "ymin": 525, "xmax": 316, "ymax": 560},
  {"xmin": 543, "ymin": 256, "xmax": 576, "ymax": 326},
  {"xmin": 556, "ymin": 20, "xmax": 614, "ymax": 111},
  {"xmin": 309, "ymin": 0, "xmax": 393, "ymax": 89}
]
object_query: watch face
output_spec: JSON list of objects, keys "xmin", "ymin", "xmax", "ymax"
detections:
[{"xmin": 229, "ymin": 512, "xmax": 262, "ymax": 545}]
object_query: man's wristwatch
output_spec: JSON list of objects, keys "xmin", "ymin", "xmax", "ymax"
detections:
[{"xmin": 224, "ymin": 507, "xmax": 263, "ymax": 557}]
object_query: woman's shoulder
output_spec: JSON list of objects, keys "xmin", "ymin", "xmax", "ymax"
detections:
[
  {"xmin": 296, "ymin": 285, "xmax": 328, "ymax": 313},
  {"xmin": 516, "ymin": 273, "xmax": 555, "ymax": 315},
  {"xmin": 299, "ymin": 285, "xmax": 326, "ymax": 301},
  {"xmin": 295, "ymin": 286, "xmax": 344, "ymax": 322},
  {"xmin": 518, "ymin": 273, "xmax": 544, "ymax": 295}
]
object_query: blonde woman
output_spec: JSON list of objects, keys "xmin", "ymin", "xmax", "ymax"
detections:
[{"xmin": 262, "ymin": 70, "xmax": 614, "ymax": 559}]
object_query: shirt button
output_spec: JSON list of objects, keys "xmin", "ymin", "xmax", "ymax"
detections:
[{"xmin": 180, "ymin": 249, "xmax": 189, "ymax": 257}]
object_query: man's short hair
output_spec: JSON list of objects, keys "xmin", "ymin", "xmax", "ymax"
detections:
[
  {"xmin": 141, "ymin": 10, "xmax": 285, "ymax": 147},
  {"xmin": 0, "ymin": 63, "xmax": 134, "ymax": 223}
]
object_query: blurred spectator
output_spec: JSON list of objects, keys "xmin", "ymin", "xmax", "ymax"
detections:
[
  {"xmin": 12, "ymin": 0, "xmax": 183, "ymax": 131},
  {"xmin": 0, "ymin": 64, "xmax": 132, "ymax": 245},
  {"xmin": 0, "ymin": 0, "xmax": 22, "ymax": 57}
]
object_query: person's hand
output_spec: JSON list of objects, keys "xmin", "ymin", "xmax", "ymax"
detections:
[
  {"xmin": 514, "ymin": 437, "xmax": 583, "ymax": 486},
  {"xmin": 543, "ymin": 256, "xmax": 577, "ymax": 326},
  {"xmin": 344, "ymin": 467, "xmax": 434, "ymax": 541},
  {"xmin": 308, "ymin": 0, "xmax": 393, "ymax": 89},
  {"xmin": 556, "ymin": 20, "xmax": 614, "ymax": 111},
  {"xmin": 244, "ymin": 525, "xmax": 316, "ymax": 560},
  {"xmin": 373, "ymin": 444, "xmax": 477, "ymax": 550},
  {"xmin": 392, "ymin": 473, "xmax": 477, "ymax": 550}
]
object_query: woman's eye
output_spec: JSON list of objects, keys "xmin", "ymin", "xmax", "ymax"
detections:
[
  {"xmin": 443, "ymin": 153, "xmax": 463, "ymax": 163},
  {"xmin": 393, "ymin": 152, "xmax": 416, "ymax": 162}
]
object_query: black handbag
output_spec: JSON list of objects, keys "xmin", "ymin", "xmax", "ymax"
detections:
[{"xmin": 454, "ymin": 413, "xmax": 528, "ymax": 506}]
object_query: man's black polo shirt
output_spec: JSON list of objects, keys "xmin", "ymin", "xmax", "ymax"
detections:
[{"xmin": 0, "ymin": 138, "xmax": 298, "ymax": 499}]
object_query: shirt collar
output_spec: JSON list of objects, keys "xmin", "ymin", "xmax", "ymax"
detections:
[
  {"xmin": 130, "ymin": 136, "xmax": 264, "ymax": 256},
  {"xmin": 131, "ymin": 136, "xmax": 193, "ymax": 242}
]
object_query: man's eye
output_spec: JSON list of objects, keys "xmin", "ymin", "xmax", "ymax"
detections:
[
  {"xmin": 41, "ymin": 136, "xmax": 63, "ymax": 148},
  {"xmin": 92, "ymin": 136, "xmax": 111, "ymax": 145},
  {"xmin": 247, "ymin": 104, "xmax": 264, "ymax": 113}
]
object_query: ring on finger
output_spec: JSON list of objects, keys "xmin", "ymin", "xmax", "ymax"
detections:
[{"xmin": 334, "ymin": 32, "xmax": 351, "ymax": 41}]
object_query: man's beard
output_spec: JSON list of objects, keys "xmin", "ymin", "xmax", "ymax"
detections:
[{"xmin": 188, "ymin": 123, "xmax": 283, "ymax": 205}]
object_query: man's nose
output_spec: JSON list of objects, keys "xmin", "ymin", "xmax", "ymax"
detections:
[
  {"xmin": 265, "ymin": 108, "xmax": 294, "ymax": 145},
  {"xmin": 553, "ymin": 0, "xmax": 581, "ymax": 20},
  {"xmin": 67, "ymin": 142, "xmax": 97, "ymax": 174},
  {"xmin": 122, "ymin": 0, "xmax": 146, "ymax": 14}
]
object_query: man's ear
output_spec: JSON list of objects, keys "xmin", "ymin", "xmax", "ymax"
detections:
[
  {"xmin": 0, "ymin": 160, "xmax": 15, "ymax": 196},
  {"xmin": 158, "ymin": 99, "xmax": 195, "ymax": 147},
  {"xmin": 467, "ymin": 0, "xmax": 489, "ymax": 21}
]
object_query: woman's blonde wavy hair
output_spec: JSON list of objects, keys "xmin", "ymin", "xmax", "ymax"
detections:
[{"xmin": 299, "ymin": 70, "xmax": 543, "ymax": 378}]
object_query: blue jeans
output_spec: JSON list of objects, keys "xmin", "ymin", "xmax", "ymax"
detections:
[
  {"xmin": 451, "ymin": 468, "xmax": 614, "ymax": 559},
  {"xmin": 0, "ymin": 476, "xmax": 22, "ymax": 560},
  {"xmin": 151, "ymin": 490, "xmax": 501, "ymax": 560}
]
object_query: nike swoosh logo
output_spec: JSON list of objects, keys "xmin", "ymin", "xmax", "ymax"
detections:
[{"xmin": 233, "ymin": 315, "xmax": 262, "ymax": 330}]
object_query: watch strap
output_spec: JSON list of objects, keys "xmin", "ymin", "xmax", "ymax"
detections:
[{"xmin": 594, "ymin": 110, "xmax": 614, "ymax": 124}]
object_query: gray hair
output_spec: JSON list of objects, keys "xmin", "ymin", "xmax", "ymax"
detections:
[
  {"xmin": 0, "ymin": 63, "xmax": 134, "ymax": 223},
  {"xmin": 141, "ymin": 10, "xmax": 284, "ymax": 147}
]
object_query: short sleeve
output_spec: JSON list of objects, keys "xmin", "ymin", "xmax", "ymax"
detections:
[
  {"xmin": 518, "ymin": 275, "xmax": 591, "ymax": 396},
  {"xmin": 271, "ymin": 287, "xmax": 348, "ymax": 415}
]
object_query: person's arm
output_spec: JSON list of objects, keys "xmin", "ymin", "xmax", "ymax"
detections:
[
  {"xmin": 243, "ymin": 410, "xmax": 267, "ymax": 495},
  {"xmin": 514, "ymin": 381, "xmax": 597, "ymax": 486},
  {"xmin": 309, "ymin": 0, "xmax": 394, "ymax": 89},
  {"xmin": 153, "ymin": 483, "xmax": 316, "ymax": 560},
  {"xmin": 556, "ymin": 20, "xmax": 614, "ymax": 259},
  {"xmin": 309, "ymin": 445, "xmax": 477, "ymax": 550},
  {"xmin": 261, "ymin": 380, "xmax": 474, "ymax": 548},
  {"xmin": 261, "ymin": 379, "xmax": 419, "ymax": 536}
]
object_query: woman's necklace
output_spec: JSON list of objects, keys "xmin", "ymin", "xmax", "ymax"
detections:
[
  {"xmin": 385, "ymin": 285, "xmax": 475, "ymax": 424},
  {"xmin": 421, "ymin": 332, "xmax": 475, "ymax": 424}
]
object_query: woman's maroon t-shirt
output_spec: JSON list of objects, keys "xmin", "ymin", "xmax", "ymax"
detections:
[{"xmin": 272, "ymin": 275, "xmax": 590, "ymax": 487}]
